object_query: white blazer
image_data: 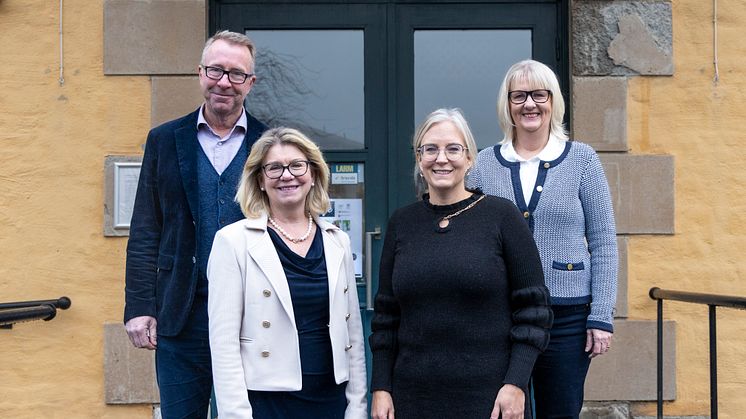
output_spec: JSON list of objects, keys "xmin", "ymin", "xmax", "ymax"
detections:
[{"xmin": 207, "ymin": 213, "xmax": 368, "ymax": 419}]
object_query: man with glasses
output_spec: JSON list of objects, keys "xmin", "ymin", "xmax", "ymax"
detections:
[{"xmin": 124, "ymin": 30, "xmax": 266, "ymax": 419}]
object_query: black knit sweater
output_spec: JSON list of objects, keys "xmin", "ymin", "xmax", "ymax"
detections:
[{"xmin": 369, "ymin": 193, "xmax": 552, "ymax": 418}]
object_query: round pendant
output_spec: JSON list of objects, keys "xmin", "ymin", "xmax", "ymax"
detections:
[{"xmin": 438, "ymin": 218, "xmax": 450, "ymax": 228}]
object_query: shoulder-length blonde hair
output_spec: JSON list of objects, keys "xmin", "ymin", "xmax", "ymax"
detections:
[
  {"xmin": 496, "ymin": 59, "xmax": 568, "ymax": 144},
  {"xmin": 236, "ymin": 127, "xmax": 331, "ymax": 219},
  {"xmin": 412, "ymin": 108, "xmax": 478, "ymax": 196}
]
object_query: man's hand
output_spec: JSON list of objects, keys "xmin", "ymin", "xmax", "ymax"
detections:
[{"xmin": 125, "ymin": 316, "xmax": 158, "ymax": 350}]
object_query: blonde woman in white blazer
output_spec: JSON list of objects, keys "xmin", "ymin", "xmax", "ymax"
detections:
[{"xmin": 207, "ymin": 127, "xmax": 367, "ymax": 419}]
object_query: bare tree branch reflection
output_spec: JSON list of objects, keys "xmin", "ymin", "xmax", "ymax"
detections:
[
  {"xmin": 245, "ymin": 49, "xmax": 361, "ymax": 149},
  {"xmin": 248, "ymin": 51, "xmax": 316, "ymax": 126}
]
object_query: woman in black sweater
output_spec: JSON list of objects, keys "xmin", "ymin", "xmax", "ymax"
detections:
[{"xmin": 369, "ymin": 108, "xmax": 553, "ymax": 419}]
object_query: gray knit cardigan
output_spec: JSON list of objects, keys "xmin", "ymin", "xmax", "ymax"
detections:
[{"xmin": 468, "ymin": 140, "xmax": 618, "ymax": 331}]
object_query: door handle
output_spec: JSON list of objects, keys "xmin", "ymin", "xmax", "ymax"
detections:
[{"xmin": 364, "ymin": 227, "xmax": 382, "ymax": 311}]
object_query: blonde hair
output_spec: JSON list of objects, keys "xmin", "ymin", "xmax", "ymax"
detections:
[
  {"xmin": 411, "ymin": 108, "xmax": 478, "ymax": 196},
  {"xmin": 496, "ymin": 59, "xmax": 568, "ymax": 144},
  {"xmin": 236, "ymin": 127, "xmax": 331, "ymax": 218}
]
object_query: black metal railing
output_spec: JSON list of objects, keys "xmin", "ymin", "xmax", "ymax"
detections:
[
  {"xmin": 0, "ymin": 297, "xmax": 71, "ymax": 329},
  {"xmin": 649, "ymin": 287, "xmax": 746, "ymax": 419}
]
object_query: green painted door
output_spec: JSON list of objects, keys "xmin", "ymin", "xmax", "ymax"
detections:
[{"xmin": 211, "ymin": 1, "xmax": 566, "ymax": 415}]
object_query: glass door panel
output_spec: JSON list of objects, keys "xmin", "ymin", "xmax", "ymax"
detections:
[
  {"xmin": 415, "ymin": 30, "xmax": 532, "ymax": 149},
  {"xmin": 392, "ymin": 2, "xmax": 564, "ymax": 203},
  {"xmin": 246, "ymin": 30, "xmax": 365, "ymax": 150}
]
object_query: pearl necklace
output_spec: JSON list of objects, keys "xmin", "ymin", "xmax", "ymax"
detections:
[
  {"xmin": 268, "ymin": 213, "xmax": 314, "ymax": 243},
  {"xmin": 438, "ymin": 195, "xmax": 485, "ymax": 228}
]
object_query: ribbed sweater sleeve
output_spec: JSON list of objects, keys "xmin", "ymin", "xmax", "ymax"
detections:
[
  {"xmin": 368, "ymin": 212, "xmax": 401, "ymax": 392},
  {"xmin": 498, "ymin": 204, "xmax": 553, "ymax": 389},
  {"xmin": 580, "ymin": 150, "xmax": 618, "ymax": 331}
]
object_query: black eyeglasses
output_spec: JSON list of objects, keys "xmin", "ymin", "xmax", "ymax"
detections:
[
  {"xmin": 201, "ymin": 65, "xmax": 254, "ymax": 84},
  {"xmin": 416, "ymin": 144, "xmax": 467, "ymax": 162},
  {"xmin": 508, "ymin": 89, "xmax": 552, "ymax": 104},
  {"xmin": 262, "ymin": 161, "xmax": 311, "ymax": 179}
]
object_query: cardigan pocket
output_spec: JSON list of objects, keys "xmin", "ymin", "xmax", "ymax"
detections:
[
  {"xmin": 239, "ymin": 336, "xmax": 254, "ymax": 343},
  {"xmin": 552, "ymin": 260, "xmax": 585, "ymax": 271}
]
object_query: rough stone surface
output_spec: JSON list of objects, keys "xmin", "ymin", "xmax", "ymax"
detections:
[
  {"xmin": 600, "ymin": 153, "xmax": 675, "ymax": 234},
  {"xmin": 581, "ymin": 402, "xmax": 630, "ymax": 419},
  {"xmin": 573, "ymin": 1, "xmax": 673, "ymax": 76},
  {"xmin": 104, "ymin": 323, "xmax": 160, "ymax": 404},
  {"xmin": 608, "ymin": 14, "xmax": 673, "ymax": 75},
  {"xmin": 615, "ymin": 236, "xmax": 628, "ymax": 318},
  {"xmin": 585, "ymin": 319, "xmax": 676, "ymax": 401},
  {"xmin": 634, "ymin": 417, "xmax": 708, "ymax": 419},
  {"xmin": 104, "ymin": 0, "xmax": 206, "ymax": 75},
  {"xmin": 573, "ymin": 77, "xmax": 628, "ymax": 151}
]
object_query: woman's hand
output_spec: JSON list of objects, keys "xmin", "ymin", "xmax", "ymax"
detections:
[
  {"xmin": 371, "ymin": 390, "xmax": 395, "ymax": 419},
  {"xmin": 586, "ymin": 328, "xmax": 613, "ymax": 358},
  {"xmin": 490, "ymin": 384, "xmax": 524, "ymax": 419}
]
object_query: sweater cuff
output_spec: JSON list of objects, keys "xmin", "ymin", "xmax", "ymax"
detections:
[
  {"xmin": 502, "ymin": 343, "xmax": 542, "ymax": 390},
  {"xmin": 370, "ymin": 352, "xmax": 394, "ymax": 392},
  {"xmin": 586, "ymin": 319, "xmax": 614, "ymax": 333}
]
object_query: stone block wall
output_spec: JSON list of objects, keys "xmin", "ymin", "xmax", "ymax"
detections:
[
  {"xmin": 572, "ymin": 0, "xmax": 677, "ymax": 406},
  {"xmin": 104, "ymin": 0, "xmax": 205, "ymax": 128}
]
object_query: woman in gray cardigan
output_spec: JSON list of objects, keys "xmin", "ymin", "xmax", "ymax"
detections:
[{"xmin": 468, "ymin": 60, "xmax": 618, "ymax": 419}]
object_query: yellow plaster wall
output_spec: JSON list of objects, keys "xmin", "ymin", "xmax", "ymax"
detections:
[
  {"xmin": 0, "ymin": 0, "xmax": 150, "ymax": 417},
  {"xmin": 628, "ymin": 1, "xmax": 746, "ymax": 417},
  {"xmin": 3, "ymin": 0, "xmax": 746, "ymax": 418}
]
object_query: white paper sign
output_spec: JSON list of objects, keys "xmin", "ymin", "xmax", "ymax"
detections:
[
  {"xmin": 331, "ymin": 172, "xmax": 358, "ymax": 184},
  {"xmin": 320, "ymin": 198, "xmax": 363, "ymax": 277}
]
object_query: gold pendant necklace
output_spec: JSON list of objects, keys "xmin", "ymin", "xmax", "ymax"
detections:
[
  {"xmin": 438, "ymin": 195, "xmax": 485, "ymax": 228},
  {"xmin": 268, "ymin": 213, "xmax": 314, "ymax": 243}
]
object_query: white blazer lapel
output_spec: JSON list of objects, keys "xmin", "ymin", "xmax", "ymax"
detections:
[
  {"xmin": 245, "ymin": 215, "xmax": 296, "ymax": 325},
  {"xmin": 320, "ymin": 221, "xmax": 344, "ymax": 299}
]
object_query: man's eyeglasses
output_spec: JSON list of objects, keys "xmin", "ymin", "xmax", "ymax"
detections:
[
  {"xmin": 416, "ymin": 144, "xmax": 467, "ymax": 162},
  {"xmin": 262, "ymin": 161, "xmax": 311, "ymax": 179},
  {"xmin": 508, "ymin": 89, "xmax": 551, "ymax": 105},
  {"xmin": 201, "ymin": 65, "xmax": 254, "ymax": 84}
]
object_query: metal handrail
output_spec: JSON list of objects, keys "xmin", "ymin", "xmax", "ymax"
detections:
[
  {"xmin": 649, "ymin": 287, "xmax": 746, "ymax": 419},
  {"xmin": 649, "ymin": 287, "xmax": 746, "ymax": 310},
  {"xmin": 0, "ymin": 296, "xmax": 72, "ymax": 311},
  {"xmin": 0, "ymin": 296, "xmax": 71, "ymax": 328}
]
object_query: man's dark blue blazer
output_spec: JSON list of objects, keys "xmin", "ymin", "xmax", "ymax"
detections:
[{"xmin": 124, "ymin": 108, "xmax": 266, "ymax": 337}]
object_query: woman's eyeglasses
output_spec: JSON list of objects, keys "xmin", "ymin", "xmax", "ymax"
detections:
[
  {"xmin": 262, "ymin": 161, "xmax": 310, "ymax": 179},
  {"xmin": 416, "ymin": 144, "xmax": 467, "ymax": 162},
  {"xmin": 508, "ymin": 89, "xmax": 551, "ymax": 105}
]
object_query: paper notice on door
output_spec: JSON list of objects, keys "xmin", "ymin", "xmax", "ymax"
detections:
[
  {"xmin": 330, "ymin": 163, "xmax": 360, "ymax": 184},
  {"xmin": 320, "ymin": 198, "xmax": 363, "ymax": 277}
]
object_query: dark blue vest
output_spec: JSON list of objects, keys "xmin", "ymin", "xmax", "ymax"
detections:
[{"xmin": 195, "ymin": 140, "xmax": 248, "ymax": 296}]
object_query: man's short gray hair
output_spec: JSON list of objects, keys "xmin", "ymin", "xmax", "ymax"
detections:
[{"xmin": 201, "ymin": 30, "xmax": 256, "ymax": 69}]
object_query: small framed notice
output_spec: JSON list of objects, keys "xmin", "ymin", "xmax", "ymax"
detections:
[{"xmin": 104, "ymin": 156, "xmax": 142, "ymax": 237}]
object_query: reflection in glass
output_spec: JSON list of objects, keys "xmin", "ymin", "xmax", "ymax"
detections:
[
  {"xmin": 415, "ymin": 30, "xmax": 531, "ymax": 149},
  {"xmin": 245, "ymin": 30, "xmax": 365, "ymax": 150}
]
